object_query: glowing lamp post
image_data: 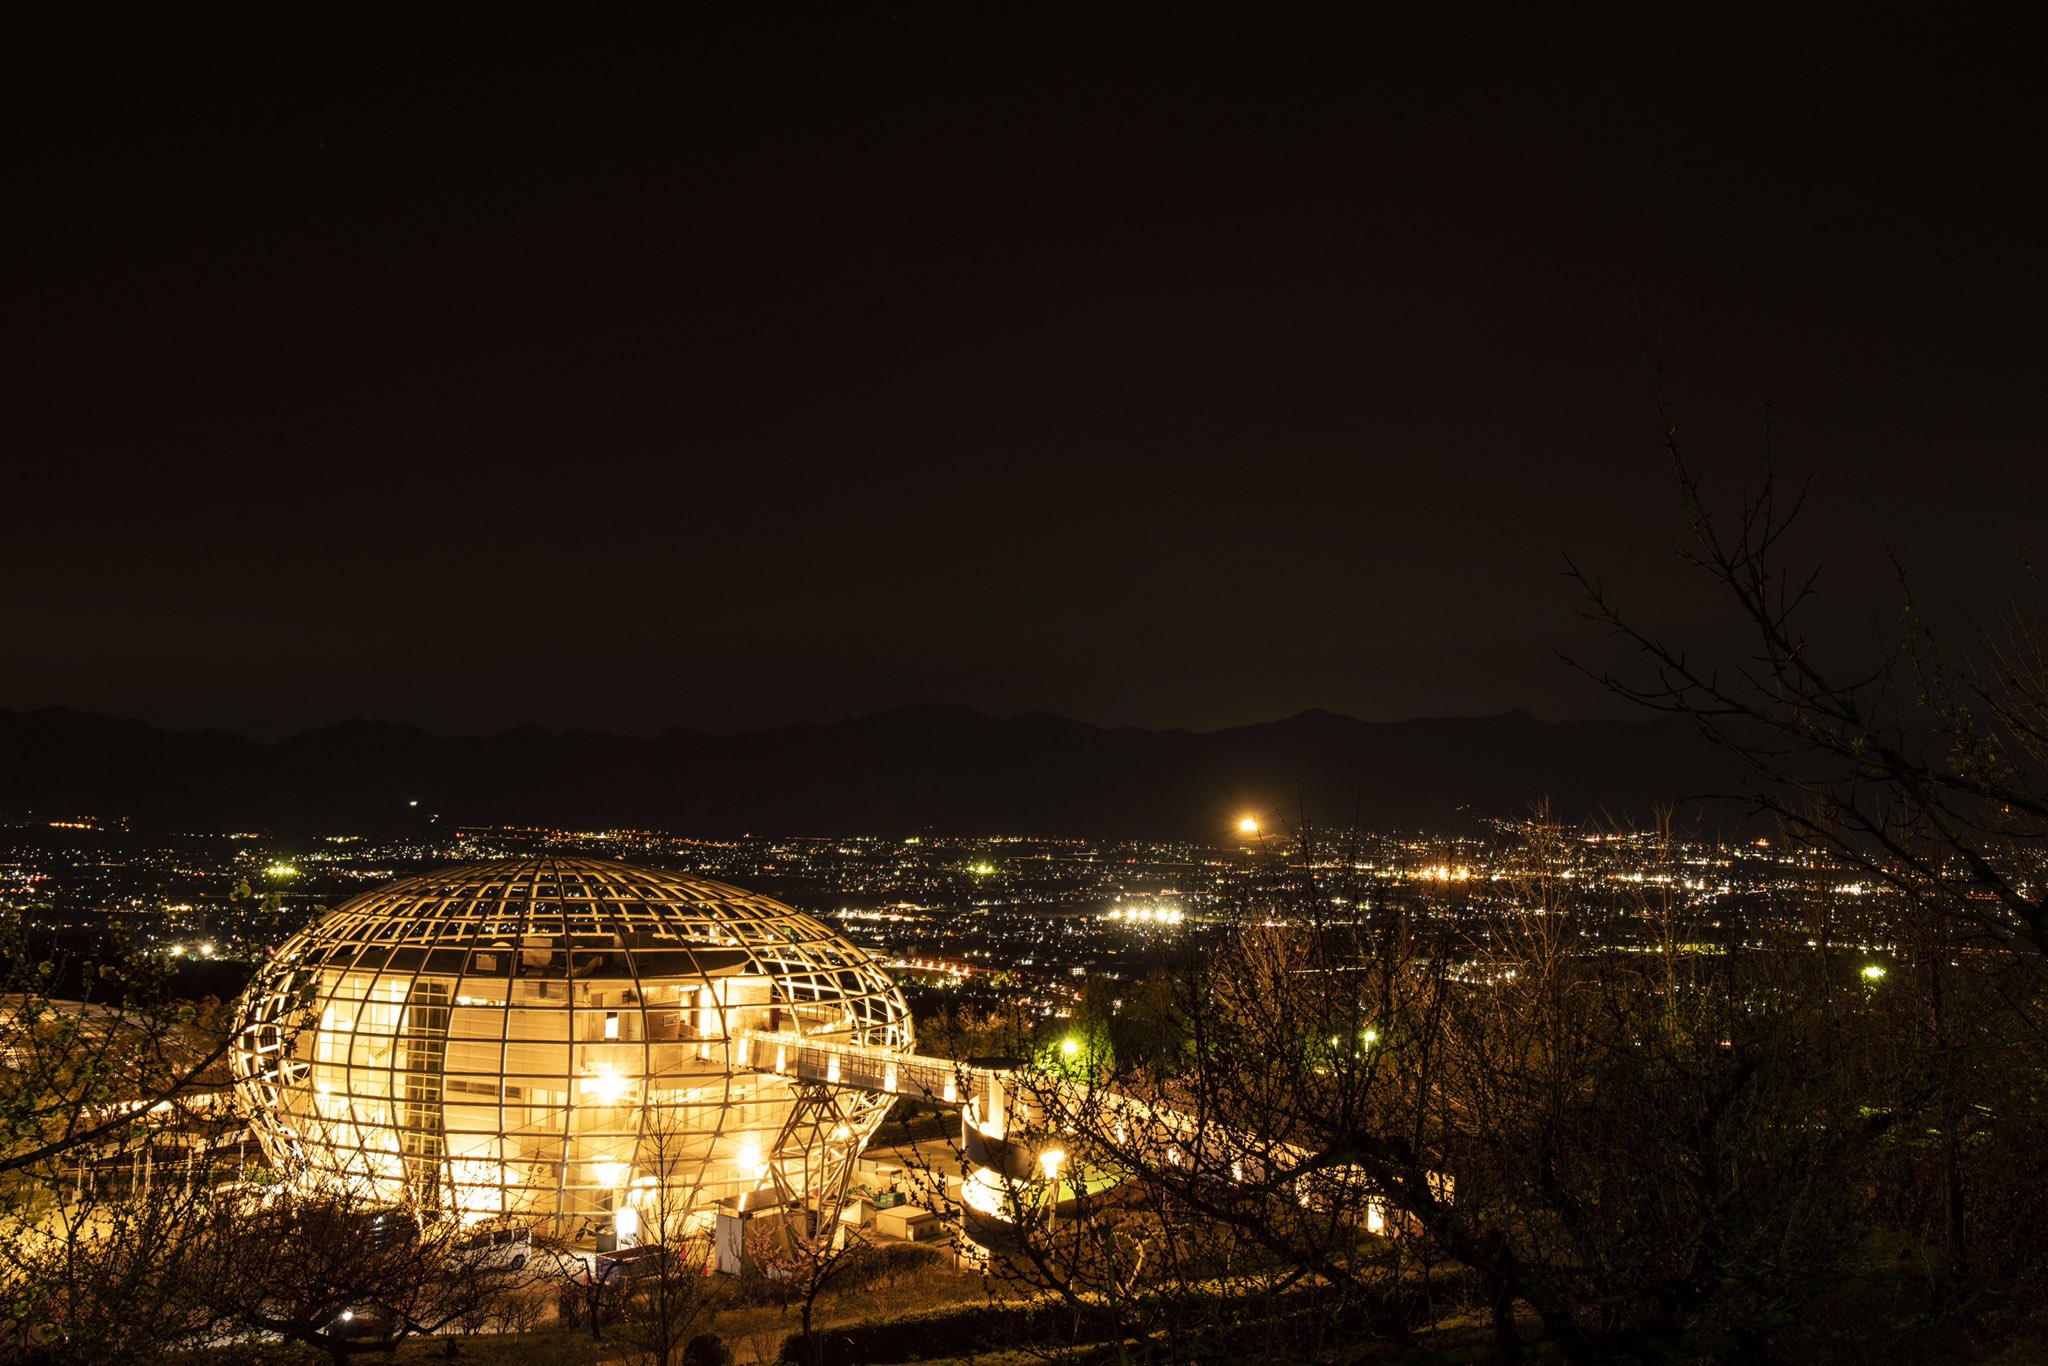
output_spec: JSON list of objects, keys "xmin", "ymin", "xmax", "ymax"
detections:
[{"xmin": 1041, "ymin": 1148, "xmax": 1067, "ymax": 1235}]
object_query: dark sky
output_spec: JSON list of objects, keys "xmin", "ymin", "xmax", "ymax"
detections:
[{"xmin": 10, "ymin": 21, "xmax": 2043, "ymax": 739}]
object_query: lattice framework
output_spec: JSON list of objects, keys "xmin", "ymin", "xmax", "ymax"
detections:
[{"xmin": 231, "ymin": 857, "xmax": 913, "ymax": 1242}]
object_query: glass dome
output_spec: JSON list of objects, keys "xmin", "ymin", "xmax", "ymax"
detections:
[{"xmin": 231, "ymin": 857, "xmax": 913, "ymax": 1239}]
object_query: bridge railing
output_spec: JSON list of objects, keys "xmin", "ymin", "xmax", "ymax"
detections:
[{"xmin": 728, "ymin": 1024, "xmax": 1434, "ymax": 1244}]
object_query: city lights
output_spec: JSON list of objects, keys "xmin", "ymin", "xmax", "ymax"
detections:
[
  {"xmin": 12, "ymin": 38, "xmax": 2031, "ymax": 1365},
  {"xmin": 23, "ymin": 814, "xmax": 1954, "ymax": 1280},
  {"xmin": 1103, "ymin": 904, "xmax": 1185, "ymax": 925}
]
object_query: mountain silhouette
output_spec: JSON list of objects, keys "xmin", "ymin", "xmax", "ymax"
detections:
[{"xmin": 0, "ymin": 704, "xmax": 1745, "ymax": 838}]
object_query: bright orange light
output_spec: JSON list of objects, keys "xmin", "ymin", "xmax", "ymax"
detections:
[
  {"xmin": 1238, "ymin": 816, "xmax": 1259, "ymax": 835},
  {"xmin": 580, "ymin": 1066, "xmax": 631, "ymax": 1104}
]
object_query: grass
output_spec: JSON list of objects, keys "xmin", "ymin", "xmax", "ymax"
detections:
[
  {"xmin": 715, "ymin": 1257, "xmax": 989, "ymax": 1359},
  {"xmin": 181, "ymin": 1326, "xmax": 638, "ymax": 1364},
  {"xmin": 172, "ymin": 1264, "xmax": 988, "ymax": 1366},
  {"xmin": 391, "ymin": 1327, "xmax": 637, "ymax": 1363}
]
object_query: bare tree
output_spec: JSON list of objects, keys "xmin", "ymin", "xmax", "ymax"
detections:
[
  {"xmin": 1567, "ymin": 391, "xmax": 2048, "ymax": 1316},
  {"xmin": 742, "ymin": 1176, "xmax": 878, "ymax": 1365},
  {"xmin": 609, "ymin": 1083, "xmax": 720, "ymax": 1366},
  {"xmin": 0, "ymin": 1130, "xmax": 224, "ymax": 1363},
  {"xmin": 0, "ymin": 904, "xmax": 287, "ymax": 1179},
  {"xmin": 1566, "ymin": 394, "xmax": 2048, "ymax": 969},
  {"xmin": 0, "ymin": 911, "xmax": 259, "ymax": 1363},
  {"xmin": 189, "ymin": 1178, "xmax": 545, "ymax": 1363},
  {"xmin": 905, "ymin": 849, "xmax": 1437, "ymax": 1363},
  {"xmin": 923, "ymin": 813, "xmax": 1969, "ymax": 1362}
]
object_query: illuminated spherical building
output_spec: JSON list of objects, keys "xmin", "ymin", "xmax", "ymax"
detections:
[{"xmin": 231, "ymin": 857, "xmax": 912, "ymax": 1239}]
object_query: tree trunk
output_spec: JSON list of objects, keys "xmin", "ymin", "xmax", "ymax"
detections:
[{"xmin": 1486, "ymin": 1272, "xmax": 1521, "ymax": 1359}]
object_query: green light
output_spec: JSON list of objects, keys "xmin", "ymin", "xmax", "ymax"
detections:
[
  {"xmin": 1361, "ymin": 1028, "xmax": 1379, "ymax": 1047},
  {"xmin": 1061, "ymin": 1038, "xmax": 1079, "ymax": 1058},
  {"xmin": 1861, "ymin": 963, "xmax": 1887, "ymax": 982}
]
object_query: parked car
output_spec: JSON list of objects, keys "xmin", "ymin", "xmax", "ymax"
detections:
[
  {"xmin": 447, "ymin": 1221, "xmax": 533, "ymax": 1271},
  {"xmin": 321, "ymin": 1303, "xmax": 397, "ymax": 1342}
]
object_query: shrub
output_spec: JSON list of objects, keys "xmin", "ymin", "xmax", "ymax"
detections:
[
  {"xmin": 778, "ymin": 1301, "xmax": 1104, "ymax": 1363},
  {"xmin": 681, "ymin": 1331, "xmax": 733, "ymax": 1366}
]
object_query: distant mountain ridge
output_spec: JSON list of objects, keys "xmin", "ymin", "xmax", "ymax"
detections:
[{"xmin": 0, "ymin": 703, "xmax": 1743, "ymax": 838}]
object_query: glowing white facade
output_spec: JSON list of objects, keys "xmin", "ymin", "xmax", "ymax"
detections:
[{"xmin": 231, "ymin": 858, "xmax": 912, "ymax": 1238}]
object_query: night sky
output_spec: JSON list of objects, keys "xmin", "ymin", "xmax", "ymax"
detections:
[{"xmin": 12, "ymin": 23, "xmax": 2043, "ymax": 740}]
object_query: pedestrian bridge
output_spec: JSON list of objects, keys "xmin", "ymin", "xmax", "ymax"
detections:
[{"xmin": 728, "ymin": 1026, "xmax": 1403, "ymax": 1254}]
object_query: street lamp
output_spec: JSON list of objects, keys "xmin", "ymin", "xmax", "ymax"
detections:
[{"xmin": 1041, "ymin": 1148, "xmax": 1066, "ymax": 1235}]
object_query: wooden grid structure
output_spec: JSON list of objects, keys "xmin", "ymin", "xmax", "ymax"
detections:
[{"xmin": 231, "ymin": 857, "xmax": 913, "ymax": 1243}]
